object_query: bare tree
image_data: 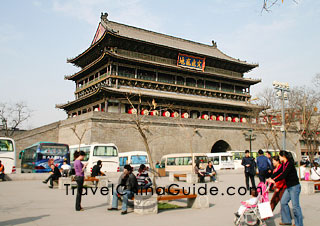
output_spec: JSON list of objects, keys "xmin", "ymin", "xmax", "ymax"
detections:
[
  {"xmin": 70, "ymin": 123, "xmax": 89, "ymax": 156},
  {"xmin": 288, "ymin": 86, "xmax": 320, "ymax": 163},
  {"xmin": 125, "ymin": 93, "xmax": 159, "ymax": 187},
  {"xmin": 0, "ymin": 102, "xmax": 31, "ymax": 137},
  {"xmin": 252, "ymin": 88, "xmax": 282, "ymax": 150},
  {"xmin": 262, "ymin": 0, "xmax": 298, "ymax": 12}
]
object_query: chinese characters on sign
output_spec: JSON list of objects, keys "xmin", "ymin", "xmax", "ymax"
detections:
[{"xmin": 177, "ymin": 53, "xmax": 205, "ymax": 71}]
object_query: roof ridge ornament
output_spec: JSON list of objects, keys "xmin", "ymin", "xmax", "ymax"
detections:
[
  {"xmin": 211, "ymin": 40, "xmax": 217, "ymax": 48},
  {"xmin": 101, "ymin": 12, "xmax": 108, "ymax": 22}
]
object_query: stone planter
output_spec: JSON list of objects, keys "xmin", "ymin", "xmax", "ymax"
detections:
[{"xmin": 300, "ymin": 181, "xmax": 315, "ymax": 195}]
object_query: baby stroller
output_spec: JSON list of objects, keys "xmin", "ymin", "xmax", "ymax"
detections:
[{"xmin": 234, "ymin": 182, "xmax": 271, "ymax": 226}]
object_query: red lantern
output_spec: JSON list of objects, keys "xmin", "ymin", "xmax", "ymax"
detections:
[
  {"xmin": 201, "ymin": 114, "xmax": 209, "ymax": 120},
  {"xmin": 226, "ymin": 116, "xmax": 232, "ymax": 122},
  {"xmin": 141, "ymin": 109, "xmax": 149, "ymax": 115},
  {"xmin": 128, "ymin": 108, "xmax": 137, "ymax": 114},
  {"xmin": 217, "ymin": 116, "xmax": 224, "ymax": 121},
  {"xmin": 210, "ymin": 115, "xmax": 216, "ymax": 120},
  {"xmin": 150, "ymin": 110, "xmax": 159, "ymax": 116},
  {"xmin": 162, "ymin": 111, "xmax": 170, "ymax": 117},
  {"xmin": 240, "ymin": 118, "xmax": 247, "ymax": 123},
  {"xmin": 181, "ymin": 112, "xmax": 189, "ymax": 118},
  {"xmin": 232, "ymin": 117, "xmax": 239, "ymax": 123},
  {"xmin": 171, "ymin": 112, "xmax": 179, "ymax": 118}
]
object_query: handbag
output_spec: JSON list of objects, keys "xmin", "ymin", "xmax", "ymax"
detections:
[{"xmin": 258, "ymin": 201, "xmax": 273, "ymax": 219}]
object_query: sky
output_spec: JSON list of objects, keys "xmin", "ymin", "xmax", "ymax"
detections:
[{"xmin": 0, "ymin": 0, "xmax": 319, "ymax": 129}]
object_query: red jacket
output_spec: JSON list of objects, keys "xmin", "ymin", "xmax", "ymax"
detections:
[{"xmin": 273, "ymin": 164, "xmax": 286, "ymax": 189}]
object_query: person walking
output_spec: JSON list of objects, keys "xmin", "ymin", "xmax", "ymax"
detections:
[
  {"xmin": 270, "ymin": 155, "xmax": 286, "ymax": 211},
  {"xmin": 74, "ymin": 151, "xmax": 87, "ymax": 211},
  {"xmin": 241, "ymin": 150, "xmax": 256, "ymax": 190},
  {"xmin": 267, "ymin": 150, "xmax": 303, "ymax": 226},
  {"xmin": 256, "ymin": 149, "xmax": 271, "ymax": 183}
]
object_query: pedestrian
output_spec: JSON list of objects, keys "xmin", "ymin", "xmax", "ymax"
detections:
[
  {"xmin": 310, "ymin": 162, "xmax": 320, "ymax": 180},
  {"xmin": 60, "ymin": 160, "xmax": 71, "ymax": 177},
  {"xmin": 256, "ymin": 149, "xmax": 271, "ymax": 183},
  {"xmin": 43, "ymin": 164, "xmax": 61, "ymax": 188},
  {"xmin": 195, "ymin": 161, "xmax": 205, "ymax": 183},
  {"xmin": 91, "ymin": 160, "xmax": 105, "ymax": 177},
  {"xmin": 267, "ymin": 150, "xmax": 303, "ymax": 226},
  {"xmin": 298, "ymin": 161, "xmax": 307, "ymax": 180},
  {"xmin": 266, "ymin": 151, "xmax": 274, "ymax": 175},
  {"xmin": 136, "ymin": 164, "xmax": 152, "ymax": 189},
  {"xmin": 241, "ymin": 150, "xmax": 256, "ymax": 190},
  {"xmin": 74, "ymin": 150, "xmax": 87, "ymax": 211},
  {"xmin": 206, "ymin": 161, "xmax": 217, "ymax": 182},
  {"xmin": 270, "ymin": 155, "xmax": 286, "ymax": 211},
  {"xmin": 108, "ymin": 165, "xmax": 138, "ymax": 215},
  {"xmin": 0, "ymin": 160, "xmax": 6, "ymax": 181}
]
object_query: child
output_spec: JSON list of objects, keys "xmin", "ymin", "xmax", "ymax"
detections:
[{"xmin": 235, "ymin": 189, "xmax": 258, "ymax": 217}]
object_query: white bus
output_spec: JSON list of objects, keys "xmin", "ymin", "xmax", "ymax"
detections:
[
  {"xmin": 69, "ymin": 143, "xmax": 120, "ymax": 173},
  {"xmin": 160, "ymin": 153, "xmax": 208, "ymax": 173},
  {"xmin": 228, "ymin": 149, "xmax": 297, "ymax": 169},
  {"xmin": 0, "ymin": 137, "xmax": 16, "ymax": 174},
  {"xmin": 119, "ymin": 151, "xmax": 150, "ymax": 171},
  {"xmin": 206, "ymin": 153, "xmax": 235, "ymax": 170}
]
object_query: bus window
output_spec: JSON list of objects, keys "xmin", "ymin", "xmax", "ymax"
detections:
[
  {"xmin": 0, "ymin": 139, "xmax": 13, "ymax": 151},
  {"xmin": 160, "ymin": 158, "xmax": 166, "ymax": 168},
  {"xmin": 233, "ymin": 152, "xmax": 242, "ymax": 160},
  {"xmin": 195, "ymin": 156, "xmax": 208, "ymax": 163},
  {"xmin": 93, "ymin": 146, "xmax": 117, "ymax": 156},
  {"xmin": 70, "ymin": 147, "xmax": 90, "ymax": 161},
  {"xmin": 184, "ymin": 157, "xmax": 192, "ymax": 165},
  {"xmin": 119, "ymin": 157, "xmax": 128, "ymax": 166},
  {"xmin": 167, "ymin": 158, "xmax": 176, "ymax": 166},
  {"xmin": 221, "ymin": 156, "xmax": 232, "ymax": 162},
  {"xmin": 212, "ymin": 156, "xmax": 219, "ymax": 165},
  {"xmin": 131, "ymin": 155, "xmax": 147, "ymax": 165}
]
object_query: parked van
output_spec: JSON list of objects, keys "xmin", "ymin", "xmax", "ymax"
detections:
[
  {"xmin": 206, "ymin": 153, "xmax": 235, "ymax": 170},
  {"xmin": 69, "ymin": 143, "xmax": 119, "ymax": 173},
  {"xmin": 160, "ymin": 153, "xmax": 208, "ymax": 173},
  {"xmin": 119, "ymin": 151, "xmax": 150, "ymax": 171}
]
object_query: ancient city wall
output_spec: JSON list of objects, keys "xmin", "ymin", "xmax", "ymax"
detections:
[{"xmin": 12, "ymin": 111, "xmax": 301, "ymax": 167}]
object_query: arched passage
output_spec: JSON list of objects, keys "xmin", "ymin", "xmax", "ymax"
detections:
[{"xmin": 211, "ymin": 140, "xmax": 231, "ymax": 153}]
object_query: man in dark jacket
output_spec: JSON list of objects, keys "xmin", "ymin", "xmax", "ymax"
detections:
[
  {"xmin": 257, "ymin": 149, "xmax": 272, "ymax": 183},
  {"xmin": 42, "ymin": 164, "xmax": 61, "ymax": 188},
  {"xmin": 91, "ymin": 160, "xmax": 105, "ymax": 177},
  {"xmin": 108, "ymin": 165, "xmax": 138, "ymax": 215},
  {"xmin": 242, "ymin": 150, "xmax": 256, "ymax": 190}
]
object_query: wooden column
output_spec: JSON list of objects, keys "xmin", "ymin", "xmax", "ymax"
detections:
[
  {"xmin": 118, "ymin": 102, "xmax": 121, "ymax": 113},
  {"xmin": 105, "ymin": 100, "xmax": 109, "ymax": 112}
]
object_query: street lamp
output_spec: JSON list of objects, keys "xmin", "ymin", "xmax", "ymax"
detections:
[
  {"xmin": 243, "ymin": 129, "xmax": 256, "ymax": 157},
  {"xmin": 272, "ymin": 81, "xmax": 290, "ymax": 150}
]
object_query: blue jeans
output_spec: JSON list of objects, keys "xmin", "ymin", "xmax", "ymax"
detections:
[
  {"xmin": 112, "ymin": 189, "xmax": 133, "ymax": 211},
  {"xmin": 280, "ymin": 184, "xmax": 303, "ymax": 226}
]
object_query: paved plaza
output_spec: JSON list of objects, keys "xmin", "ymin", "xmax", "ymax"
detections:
[{"xmin": 0, "ymin": 170, "xmax": 319, "ymax": 226}]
